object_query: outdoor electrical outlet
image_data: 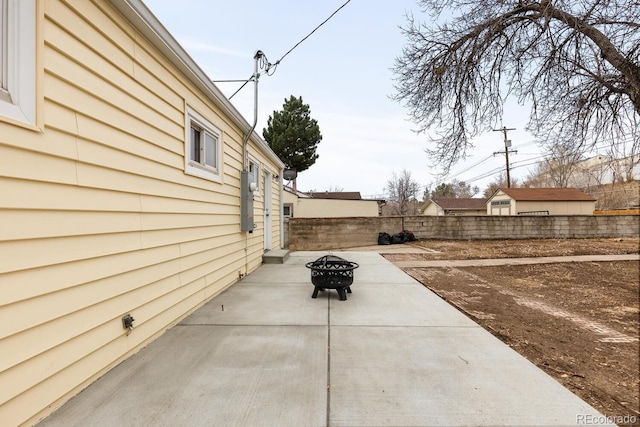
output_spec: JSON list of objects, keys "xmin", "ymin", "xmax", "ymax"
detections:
[{"xmin": 122, "ymin": 314, "xmax": 135, "ymax": 330}]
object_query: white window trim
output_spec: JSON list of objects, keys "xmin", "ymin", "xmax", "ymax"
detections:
[
  {"xmin": 248, "ymin": 156, "xmax": 261, "ymax": 196},
  {"xmin": 185, "ymin": 106, "xmax": 223, "ymax": 182},
  {"xmin": 0, "ymin": 0, "xmax": 36, "ymax": 126}
]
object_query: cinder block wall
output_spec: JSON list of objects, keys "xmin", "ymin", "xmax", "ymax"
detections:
[
  {"xmin": 288, "ymin": 217, "xmax": 403, "ymax": 250},
  {"xmin": 286, "ymin": 215, "xmax": 639, "ymax": 250}
]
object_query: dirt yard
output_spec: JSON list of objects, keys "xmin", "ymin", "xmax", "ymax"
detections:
[{"xmin": 383, "ymin": 238, "xmax": 640, "ymax": 426}]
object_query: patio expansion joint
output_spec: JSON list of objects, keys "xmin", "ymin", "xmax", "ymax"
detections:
[
  {"xmin": 326, "ymin": 296, "xmax": 331, "ymax": 426},
  {"xmin": 176, "ymin": 323, "xmax": 328, "ymax": 327},
  {"xmin": 327, "ymin": 324, "xmax": 482, "ymax": 329}
]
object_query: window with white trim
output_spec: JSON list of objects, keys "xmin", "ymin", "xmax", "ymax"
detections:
[
  {"xmin": 1, "ymin": 0, "xmax": 8, "ymax": 97},
  {"xmin": 249, "ymin": 158, "xmax": 260, "ymax": 194},
  {"xmin": 0, "ymin": 0, "xmax": 37, "ymax": 126},
  {"xmin": 185, "ymin": 107, "xmax": 222, "ymax": 182}
]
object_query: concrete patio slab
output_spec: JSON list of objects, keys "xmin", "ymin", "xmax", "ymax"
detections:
[
  {"xmin": 288, "ymin": 251, "xmax": 390, "ymax": 265},
  {"xmin": 38, "ymin": 251, "xmax": 614, "ymax": 427},
  {"xmin": 348, "ymin": 266, "xmax": 418, "ymax": 285},
  {"xmin": 329, "ymin": 326, "xmax": 607, "ymax": 427},
  {"xmin": 329, "ymin": 283, "xmax": 479, "ymax": 327},
  {"xmin": 274, "ymin": 251, "xmax": 417, "ymax": 285},
  {"xmin": 239, "ymin": 263, "xmax": 309, "ymax": 284},
  {"xmin": 39, "ymin": 325, "xmax": 328, "ymax": 427},
  {"xmin": 181, "ymin": 281, "xmax": 328, "ymax": 326}
]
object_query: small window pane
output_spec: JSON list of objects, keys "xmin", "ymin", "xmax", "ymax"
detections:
[
  {"xmin": 185, "ymin": 107, "xmax": 223, "ymax": 182},
  {"xmin": 249, "ymin": 161, "xmax": 259, "ymax": 191},
  {"xmin": 1, "ymin": 0, "xmax": 9, "ymax": 91},
  {"xmin": 190, "ymin": 126, "xmax": 201, "ymax": 163},
  {"xmin": 205, "ymin": 132, "xmax": 217, "ymax": 168}
]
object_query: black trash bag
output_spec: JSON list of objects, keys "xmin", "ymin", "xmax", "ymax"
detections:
[
  {"xmin": 378, "ymin": 232, "xmax": 391, "ymax": 245},
  {"xmin": 391, "ymin": 233, "xmax": 405, "ymax": 244},
  {"xmin": 402, "ymin": 230, "xmax": 416, "ymax": 242}
]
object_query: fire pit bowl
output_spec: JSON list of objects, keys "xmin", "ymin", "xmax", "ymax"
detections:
[{"xmin": 305, "ymin": 255, "xmax": 359, "ymax": 301}]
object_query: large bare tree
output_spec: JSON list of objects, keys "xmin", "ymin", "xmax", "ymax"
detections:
[
  {"xmin": 540, "ymin": 140, "xmax": 587, "ymax": 187},
  {"xmin": 393, "ymin": 0, "xmax": 640, "ymax": 173},
  {"xmin": 385, "ymin": 169, "xmax": 422, "ymax": 215}
]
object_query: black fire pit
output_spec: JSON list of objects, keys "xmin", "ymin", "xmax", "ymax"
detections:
[{"xmin": 305, "ymin": 255, "xmax": 359, "ymax": 301}]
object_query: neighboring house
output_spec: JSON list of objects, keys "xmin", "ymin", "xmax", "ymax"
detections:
[
  {"xmin": 0, "ymin": 1, "xmax": 284, "ymax": 426},
  {"xmin": 487, "ymin": 188, "xmax": 596, "ymax": 215},
  {"xmin": 283, "ymin": 188, "xmax": 381, "ymax": 217},
  {"xmin": 307, "ymin": 191, "xmax": 363, "ymax": 200},
  {"xmin": 421, "ymin": 198, "xmax": 488, "ymax": 216}
]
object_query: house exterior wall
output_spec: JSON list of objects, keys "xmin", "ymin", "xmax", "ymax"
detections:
[
  {"xmin": 487, "ymin": 190, "xmax": 595, "ymax": 216},
  {"xmin": 283, "ymin": 191, "xmax": 379, "ymax": 218},
  {"xmin": 516, "ymin": 201, "xmax": 595, "ymax": 215},
  {"xmin": 422, "ymin": 202, "xmax": 486, "ymax": 216},
  {"xmin": 283, "ymin": 188, "xmax": 300, "ymax": 218},
  {"xmin": 487, "ymin": 190, "xmax": 515, "ymax": 215},
  {"xmin": 296, "ymin": 198, "xmax": 379, "ymax": 217},
  {"xmin": 453, "ymin": 209, "xmax": 486, "ymax": 216},
  {"xmin": 0, "ymin": 1, "xmax": 282, "ymax": 426},
  {"xmin": 422, "ymin": 202, "xmax": 443, "ymax": 216}
]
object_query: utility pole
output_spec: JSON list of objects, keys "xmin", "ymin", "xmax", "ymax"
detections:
[{"xmin": 493, "ymin": 126, "xmax": 517, "ymax": 187}]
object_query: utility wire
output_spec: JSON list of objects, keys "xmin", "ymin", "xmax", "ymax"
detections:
[
  {"xmin": 228, "ymin": 76, "xmax": 254, "ymax": 100},
  {"xmin": 442, "ymin": 136, "xmax": 637, "ymax": 185},
  {"xmin": 226, "ymin": 0, "xmax": 352, "ymax": 99},
  {"xmin": 274, "ymin": 0, "xmax": 352, "ymax": 67}
]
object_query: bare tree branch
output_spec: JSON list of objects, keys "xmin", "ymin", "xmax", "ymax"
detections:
[{"xmin": 393, "ymin": 0, "xmax": 640, "ymax": 173}]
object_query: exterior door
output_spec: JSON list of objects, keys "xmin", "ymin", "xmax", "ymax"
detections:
[{"xmin": 263, "ymin": 171, "xmax": 272, "ymax": 251}]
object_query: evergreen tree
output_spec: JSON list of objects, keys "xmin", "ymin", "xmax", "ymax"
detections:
[{"xmin": 263, "ymin": 95, "xmax": 322, "ymax": 174}]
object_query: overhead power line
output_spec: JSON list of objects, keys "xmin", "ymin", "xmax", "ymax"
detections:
[
  {"xmin": 275, "ymin": 0, "xmax": 352, "ymax": 66},
  {"xmin": 442, "ymin": 154, "xmax": 494, "ymax": 182},
  {"xmin": 436, "ymin": 132, "xmax": 637, "ymax": 188},
  {"xmin": 222, "ymin": 0, "xmax": 352, "ymax": 99}
]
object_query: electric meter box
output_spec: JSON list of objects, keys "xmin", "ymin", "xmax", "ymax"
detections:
[{"xmin": 240, "ymin": 171, "xmax": 254, "ymax": 232}]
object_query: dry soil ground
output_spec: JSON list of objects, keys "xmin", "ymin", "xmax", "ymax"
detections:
[{"xmin": 383, "ymin": 238, "xmax": 640, "ymax": 426}]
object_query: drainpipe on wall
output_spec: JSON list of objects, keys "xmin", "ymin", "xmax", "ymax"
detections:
[
  {"xmin": 242, "ymin": 51, "xmax": 263, "ymax": 274},
  {"xmin": 279, "ymin": 168, "xmax": 284, "ymax": 249},
  {"xmin": 241, "ymin": 50, "xmax": 263, "ymax": 172}
]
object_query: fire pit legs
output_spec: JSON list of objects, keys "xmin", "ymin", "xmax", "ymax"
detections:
[
  {"xmin": 311, "ymin": 285, "xmax": 352, "ymax": 300},
  {"xmin": 337, "ymin": 286, "xmax": 353, "ymax": 301}
]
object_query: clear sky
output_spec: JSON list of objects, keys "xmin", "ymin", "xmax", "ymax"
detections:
[{"xmin": 143, "ymin": 0, "xmax": 543, "ymax": 198}]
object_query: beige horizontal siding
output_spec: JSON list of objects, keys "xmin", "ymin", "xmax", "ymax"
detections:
[
  {"xmin": 0, "ymin": 143, "xmax": 79, "ymax": 185},
  {"xmin": 1, "ymin": 244, "xmax": 177, "ymax": 303},
  {"xmin": 1, "ymin": 210, "xmax": 242, "ymax": 241},
  {"xmin": 4, "ymin": 283, "xmax": 211, "ymax": 425},
  {"xmin": 45, "ymin": 0, "xmax": 135, "ymax": 75},
  {"xmin": 0, "ymin": 240, "xmax": 245, "ymax": 369},
  {"xmin": 0, "ymin": 176, "xmax": 241, "ymax": 218},
  {"xmin": 0, "ymin": 0, "xmax": 281, "ymax": 425},
  {"xmin": 45, "ymin": 9, "xmax": 184, "ymax": 121}
]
